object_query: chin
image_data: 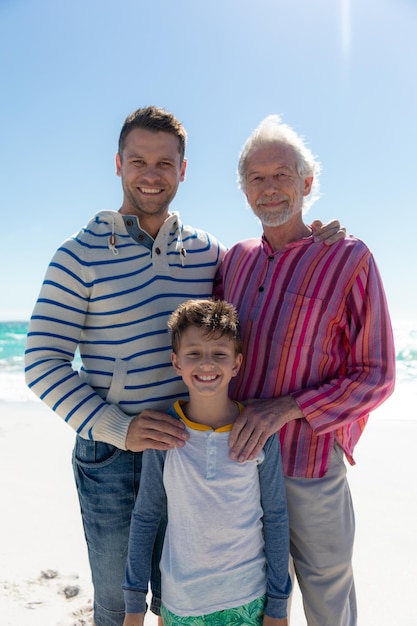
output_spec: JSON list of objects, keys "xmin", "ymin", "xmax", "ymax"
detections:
[{"xmin": 260, "ymin": 212, "xmax": 291, "ymax": 227}]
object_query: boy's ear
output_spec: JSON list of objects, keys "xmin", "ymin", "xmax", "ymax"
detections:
[
  {"xmin": 232, "ymin": 353, "xmax": 243, "ymax": 377},
  {"xmin": 171, "ymin": 352, "xmax": 181, "ymax": 374}
]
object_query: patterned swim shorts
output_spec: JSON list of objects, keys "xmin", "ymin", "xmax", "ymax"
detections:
[{"xmin": 160, "ymin": 595, "xmax": 266, "ymax": 625}]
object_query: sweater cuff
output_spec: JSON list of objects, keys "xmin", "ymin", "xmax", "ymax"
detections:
[
  {"xmin": 265, "ymin": 595, "xmax": 288, "ymax": 620},
  {"xmin": 123, "ymin": 589, "xmax": 147, "ymax": 614},
  {"xmin": 92, "ymin": 404, "xmax": 135, "ymax": 449}
]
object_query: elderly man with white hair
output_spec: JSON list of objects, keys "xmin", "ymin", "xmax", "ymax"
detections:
[{"xmin": 214, "ymin": 114, "xmax": 396, "ymax": 626}]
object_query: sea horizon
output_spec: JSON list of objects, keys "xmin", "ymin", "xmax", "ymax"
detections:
[{"xmin": 1, "ymin": 319, "xmax": 416, "ymax": 411}]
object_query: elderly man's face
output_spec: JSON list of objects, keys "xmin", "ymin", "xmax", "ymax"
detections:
[{"xmin": 244, "ymin": 142, "xmax": 312, "ymax": 227}]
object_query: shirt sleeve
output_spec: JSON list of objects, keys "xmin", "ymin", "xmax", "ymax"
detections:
[
  {"xmin": 292, "ymin": 253, "xmax": 396, "ymax": 434},
  {"xmin": 259, "ymin": 435, "xmax": 292, "ymax": 619},
  {"xmin": 24, "ymin": 242, "xmax": 134, "ymax": 449},
  {"xmin": 123, "ymin": 448, "xmax": 167, "ymax": 614}
]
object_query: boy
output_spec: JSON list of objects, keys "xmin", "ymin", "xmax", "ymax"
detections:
[{"xmin": 122, "ymin": 299, "xmax": 291, "ymax": 626}]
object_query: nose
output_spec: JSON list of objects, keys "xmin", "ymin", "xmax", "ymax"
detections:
[
  {"xmin": 200, "ymin": 353, "xmax": 215, "ymax": 368},
  {"xmin": 263, "ymin": 175, "xmax": 281, "ymax": 193},
  {"xmin": 142, "ymin": 164, "xmax": 160, "ymax": 181}
]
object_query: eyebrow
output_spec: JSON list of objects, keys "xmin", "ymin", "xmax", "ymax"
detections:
[{"xmin": 247, "ymin": 165, "xmax": 293, "ymax": 176}]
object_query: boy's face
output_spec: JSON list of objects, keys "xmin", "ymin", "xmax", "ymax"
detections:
[{"xmin": 171, "ymin": 326, "xmax": 242, "ymax": 397}]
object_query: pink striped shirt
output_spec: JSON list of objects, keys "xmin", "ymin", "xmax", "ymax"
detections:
[{"xmin": 214, "ymin": 235, "xmax": 396, "ymax": 478}]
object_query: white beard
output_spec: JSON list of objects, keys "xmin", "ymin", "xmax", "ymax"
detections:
[{"xmin": 255, "ymin": 206, "xmax": 292, "ymax": 227}]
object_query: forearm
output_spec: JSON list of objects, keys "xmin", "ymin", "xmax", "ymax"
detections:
[
  {"xmin": 25, "ymin": 252, "xmax": 134, "ymax": 446},
  {"xmin": 293, "ymin": 261, "xmax": 395, "ymax": 433},
  {"xmin": 123, "ymin": 613, "xmax": 145, "ymax": 626},
  {"xmin": 292, "ymin": 369, "xmax": 395, "ymax": 435},
  {"xmin": 263, "ymin": 616, "xmax": 287, "ymax": 626},
  {"xmin": 123, "ymin": 450, "xmax": 166, "ymax": 611},
  {"xmin": 260, "ymin": 437, "xmax": 292, "ymax": 619},
  {"xmin": 25, "ymin": 313, "xmax": 134, "ymax": 448}
]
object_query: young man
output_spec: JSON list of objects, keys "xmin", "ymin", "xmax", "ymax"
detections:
[
  {"xmin": 24, "ymin": 107, "xmax": 225, "ymax": 626},
  {"xmin": 214, "ymin": 115, "xmax": 396, "ymax": 626},
  {"xmin": 25, "ymin": 106, "xmax": 344, "ymax": 626},
  {"xmin": 123, "ymin": 299, "xmax": 291, "ymax": 626}
]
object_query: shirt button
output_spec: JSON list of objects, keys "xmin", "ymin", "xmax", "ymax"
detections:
[
  {"xmin": 258, "ymin": 286, "xmax": 264, "ymax": 292},
  {"xmin": 155, "ymin": 248, "xmax": 161, "ymax": 255},
  {"xmin": 126, "ymin": 219, "xmax": 133, "ymax": 227},
  {"xmin": 138, "ymin": 234, "xmax": 145, "ymax": 241}
]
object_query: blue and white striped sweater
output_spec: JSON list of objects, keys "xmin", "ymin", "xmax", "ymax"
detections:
[{"xmin": 25, "ymin": 210, "xmax": 225, "ymax": 449}]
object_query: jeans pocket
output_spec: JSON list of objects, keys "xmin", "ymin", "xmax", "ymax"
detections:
[{"xmin": 72, "ymin": 435, "xmax": 123, "ymax": 468}]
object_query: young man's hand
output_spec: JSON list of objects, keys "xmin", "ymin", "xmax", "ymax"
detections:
[
  {"xmin": 126, "ymin": 409, "xmax": 189, "ymax": 452},
  {"xmin": 310, "ymin": 219, "xmax": 346, "ymax": 245}
]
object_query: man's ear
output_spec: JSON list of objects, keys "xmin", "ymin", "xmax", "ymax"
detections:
[
  {"xmin": 115, "ymin": 153, "xmax": 122, "ymax": 177},
  {"xmin": 303, "ymin": 176, "xmax": 314, "ymax": 196},
  {"xmin": 180, "ymin": 158, "xmax": 187, "ymax": 182}
]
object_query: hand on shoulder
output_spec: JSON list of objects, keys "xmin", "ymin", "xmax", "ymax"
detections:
[
  {"xmin": 125, "ymin": 409, "xmax": 189, "ymax": 452},
  {"xmin": 310, "ymin": 219, "xmax": 346, "ymax": 245}
]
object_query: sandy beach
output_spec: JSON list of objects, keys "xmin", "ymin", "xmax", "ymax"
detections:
[{"xmin": 1, "ymin": 386, "xmax": 416, "ymax": 625}]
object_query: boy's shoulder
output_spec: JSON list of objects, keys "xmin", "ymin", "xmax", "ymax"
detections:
[{"xmin": 168, "ymin": 401, "xmax": 184, "ymax": 421}]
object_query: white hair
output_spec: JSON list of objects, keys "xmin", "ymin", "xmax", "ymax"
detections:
[{"xmin": 238, "ymin": 114, "xmax": 321, "ymax": 212}]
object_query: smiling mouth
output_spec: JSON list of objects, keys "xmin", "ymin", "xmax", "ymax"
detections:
[
  {"xmin": 195, "ymin": 374, "xmax": 218, "ymax": 382},
  {"xmin": 257, "ymin": 195, "xmax": 287, "ymax": 206},
  {"xmin": 260, "ymin": 199, "xmax": 286, "ymax": 208},
  {"xmin": 139, "ymin": 187, "xmax": 163, "ymax": 195}
]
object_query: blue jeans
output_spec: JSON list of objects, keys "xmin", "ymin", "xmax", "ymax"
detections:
[{"xmin": 72, "ymin": 437, "xmax": 164, "ymax": 626}]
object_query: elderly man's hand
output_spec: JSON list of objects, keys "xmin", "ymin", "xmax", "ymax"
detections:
[
  {"xmin": 310, "ymin": 219, "xmax": 346, "ymax": 245},
  {"xmin": 125, "ymin": 410, "xmax": 189, "ymax": 452},
  {"xmin": 228, "ymin": 396, "xmax": 304, "ymax": 463}
]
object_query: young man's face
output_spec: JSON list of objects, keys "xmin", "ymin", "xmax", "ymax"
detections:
[
  {"xmin": 171, "ymin": 326, "xmax": 242, "ymax": 397},
  {"xmin": 116, "ymin": 128, "xmax": 186, "ymax": 221}
]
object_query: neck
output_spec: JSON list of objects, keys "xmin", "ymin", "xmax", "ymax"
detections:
[
  {"xmin": 118, "ymin": 207, "xmax": 170, "ymax": 239},
  {"xmin": 263, "ymin": 217, "xmax": 312, "ymax": 251},
  {"xmin": 184, "ymin": 393, "xmax": 238, "ymax": 430}
]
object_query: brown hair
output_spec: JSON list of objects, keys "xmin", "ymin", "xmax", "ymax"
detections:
[
  {"xmin": 118, "ymin": 105, "xmax": 187, "ymax": 162},
  {"xmin": 168, "ymin": 299, "xmax": 242, "ymax": 355}
]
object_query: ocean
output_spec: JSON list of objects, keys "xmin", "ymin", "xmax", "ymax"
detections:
[{"xmin": 1, "ymin": 319, "xmax": 416, "ymax": 408}]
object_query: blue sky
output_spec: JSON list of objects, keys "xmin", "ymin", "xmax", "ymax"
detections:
[{"xmin": 1, "ymin": 0, "xmax": 416, "ymax": 321}]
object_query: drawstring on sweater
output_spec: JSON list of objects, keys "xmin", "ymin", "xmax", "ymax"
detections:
[
  {"xmin": 108, "ymin": 216, "xmax": 119, "ymax": 256},
  {"xmin": 176, "ymin": 224, "xmax": 186, "ymax": 267}
]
